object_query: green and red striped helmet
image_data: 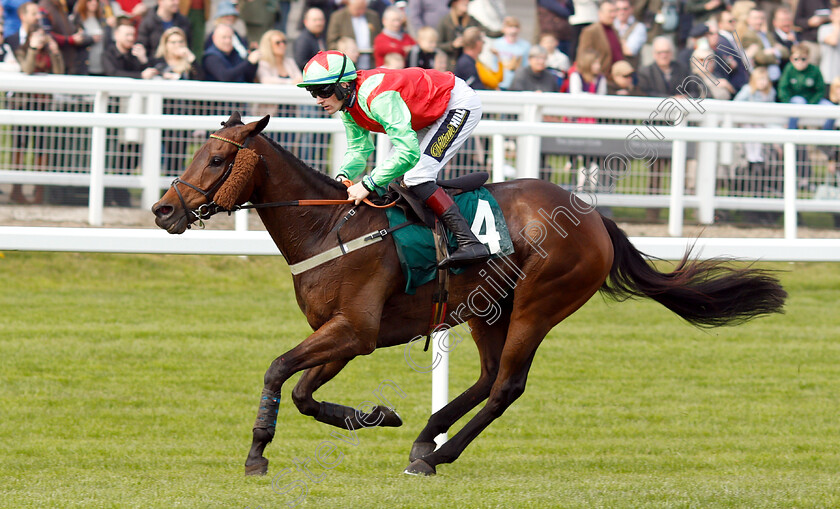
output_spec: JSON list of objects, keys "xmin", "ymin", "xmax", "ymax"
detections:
[{"xmin": 298, "ymin": 51, "xmax": 357, "ymax": 88}]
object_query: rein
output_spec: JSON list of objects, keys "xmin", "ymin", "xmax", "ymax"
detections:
[{"xmin": 171, "ymin": 133, "xmax": 394, "ymax": 229}]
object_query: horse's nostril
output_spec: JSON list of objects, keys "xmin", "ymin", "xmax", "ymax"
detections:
[{"xmin": 155, "ymin": 205, "xmax": 174, "ymax": 217}]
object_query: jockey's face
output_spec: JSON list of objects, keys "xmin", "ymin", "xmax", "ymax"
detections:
[{"xmin": 313, "ymin": 83, "xmax": 348, "ymax": 115}]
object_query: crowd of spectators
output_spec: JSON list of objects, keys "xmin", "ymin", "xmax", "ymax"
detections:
[
  {"xmin": 2, "ymin": 0, "xmax": 838, "ymax": 109},
  {"xmin": 2, "ymin": 0, "xmax": 840, "ymax": 204}
]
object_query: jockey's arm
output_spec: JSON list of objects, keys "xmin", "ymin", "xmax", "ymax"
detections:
[
  {"xmin": 337, "ymin": 116, "xmax": 374, "ymax": 180},
  {"xmin": 338, "ymin": 91, "xmax": 420, "ymax": 191}
]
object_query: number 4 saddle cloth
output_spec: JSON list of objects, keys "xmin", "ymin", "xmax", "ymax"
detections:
[{"xmin": 383, "ymin": 176, "xmax": 514, "ymax": 295}]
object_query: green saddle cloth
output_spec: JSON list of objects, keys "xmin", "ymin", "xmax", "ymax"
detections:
[{"xmin": 384, "ymin": 187, "xmax": 514, "ymax": 295}]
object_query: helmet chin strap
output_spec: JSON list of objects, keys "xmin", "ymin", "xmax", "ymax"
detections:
[{"xmin": 333, "ymin": 53, "xmax": 349, "ymax": 103}]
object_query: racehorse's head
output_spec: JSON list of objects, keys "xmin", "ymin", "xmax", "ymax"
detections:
[{"xmin": 152, "ymin": 112, "xmax": 270, "ymax": 234}]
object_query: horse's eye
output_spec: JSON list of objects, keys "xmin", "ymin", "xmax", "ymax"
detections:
[{"xmin": 210, "ymin": 156, "xmax": 224, "ymax": 167}]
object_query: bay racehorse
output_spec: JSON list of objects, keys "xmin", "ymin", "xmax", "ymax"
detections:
[{"xmin": 152, "ymin": 113, "xmax": 786, "ymax": 476}]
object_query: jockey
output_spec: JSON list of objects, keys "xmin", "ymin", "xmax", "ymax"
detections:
[{"xmin": 298, "ymin": 50, "xmax": 490, "ymax": 268}]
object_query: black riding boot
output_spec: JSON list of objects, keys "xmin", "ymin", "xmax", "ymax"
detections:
[{"xmin": 411, "ymin": 182, "xmax": 490, "ymax": 268}]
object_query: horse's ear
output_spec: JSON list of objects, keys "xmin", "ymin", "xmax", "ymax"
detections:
[
  {"xmin": 225, "ymin": 111, "xmax": 243, "ymax": 127},
  {"xmin": 247, "ymin": 115, "xmax": 270, "ymax": 138}
]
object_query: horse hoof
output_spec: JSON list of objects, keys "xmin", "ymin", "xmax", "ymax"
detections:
[
  {"xmin": 245, "ymin": 457, "xmax": 269, "ymax": 476},
  {"xmin": 404, "ymin": 459, "xmax": 436, "ymax": 476},
  {"xmin": 375, "ymin": 405, "xmax": 403, "ymax": 427},
  {"xmin": 408, "ymin": 441, "xmax": 436, "ymax": 463}
]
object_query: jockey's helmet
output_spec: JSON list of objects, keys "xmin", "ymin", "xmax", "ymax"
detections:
[{"xmin": 298, "ymin": 51, "xmax": 357, "ymax": 92}]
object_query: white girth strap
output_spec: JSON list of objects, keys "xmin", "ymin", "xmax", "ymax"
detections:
[{"xmin": 288, "ymin": 230, "xmax": 385, "ymax": 275}]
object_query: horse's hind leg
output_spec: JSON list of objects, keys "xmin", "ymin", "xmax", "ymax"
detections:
[
  {"xmin": 408, "ymin": 315, "xmax": 507, "ymax": 463},
  {"xmin": 292, "ymin": 360, "xmax": 403, "ymax": 429},
  {"xmin": 404, "ymin": 320, "xmax": 545, "ymax": 476}
]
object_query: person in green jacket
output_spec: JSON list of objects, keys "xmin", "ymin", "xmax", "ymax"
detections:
[{"xmin": 778, "ymin": 43, "xmax": 835, "ymax": 129}]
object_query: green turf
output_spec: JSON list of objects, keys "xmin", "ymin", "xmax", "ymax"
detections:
[{"xmin": 1, "ymin": 252, "xmax": 839, "ymax": 508}]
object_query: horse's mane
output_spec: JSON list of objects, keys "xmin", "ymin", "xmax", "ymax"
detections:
[{"xmin": 260, "ymin": 133, "xmax": 346, "ymax": 191}]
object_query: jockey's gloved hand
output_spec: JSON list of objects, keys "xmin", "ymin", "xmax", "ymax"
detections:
[{"xmin": 336, "ymin": 174, "xmax": 349, "ymax": 183}]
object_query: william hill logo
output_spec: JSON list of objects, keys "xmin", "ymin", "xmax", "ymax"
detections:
[{"xmin": 426, "ymin": 109, "xmax": 469, "ymax": 161}]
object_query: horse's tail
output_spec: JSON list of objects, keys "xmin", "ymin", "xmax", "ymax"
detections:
[{"xmin": 599, "ymin": 216, "xmax": 787, "ymax": 328}]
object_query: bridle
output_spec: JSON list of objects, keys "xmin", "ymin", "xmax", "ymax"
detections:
[
  {"xmin": 168, "ymin": 131, "xmax": 396, "ymax": 230},
  {"xmin": 169, "ymin": 133, "xmax": 258, "ymax": 229}
]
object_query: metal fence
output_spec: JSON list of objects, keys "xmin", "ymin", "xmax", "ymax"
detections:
[{"xmin": 2, "ymin": 74, "xmax": 840, "ymax": 238}]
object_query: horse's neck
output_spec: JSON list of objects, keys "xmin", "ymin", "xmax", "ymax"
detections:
[{"xmin": 253, "ymin": 139, "xmax": 347, "ymax": 264}]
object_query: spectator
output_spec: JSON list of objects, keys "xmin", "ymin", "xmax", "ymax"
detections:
[
  {"xmin": 733, "ymin": 67, "xmax": 778, "ymax": 196},
  {"xmin": 406, "ymin": 0, "xmax": 448, "ymax": 36},
  {"xmin": 137, "ymin": 0, "xmax": 190, "ymax": 57},
  {"xmin": 536, "ymin": 0, "xmax": 575, "ymax": 58},
  {"xmin": 569, "ymin": 47, "xmax": 606, "ymax": 94},
  {"xmin": 613, "ymin": 0, "xmax": 644, "ymax": 68},
  {"xmin": 179, "ymin": 0, "xmax": 210, "ymax": 61},
  {"xmin": 5, "ymin": 2, "xmax": 38, "ymax": 204},
  {"xmin": 373, "ymin": 5, "xmax": 415, "ymax": 67},
  {"xmin": 152, "ymin": 26, "xmax": 201, "ymax": 172},
  {"xmin": 152, "ymin": 25, "xmax": 200, "ymax": 79},
  {"xmin": 326, "ymin": 0, "xmax": 381, "ymax": 70},
  {"xmin": 336, "ymin": 35, "xmax": 360, "ymax": 65},
  {"xmin": 607, "ymin": 59, "xmax": 644, "ymax": 95},
  {"xmin": 569, "ymin": 0, "xmax": 598, "ymax": 62},
  {"xmin": 102, "ymin": 19, "xmax": 158, "ymax": 78},
  {"xmin": 692, "ymin": 47, "xmax": 734, "ymax": 99},
  {"xmin": 255, "ymin": 28, "xmax": 300, "ymax": 84},
  {"xmin": 432, "ymin": 48, "xmax": 448, "ymax": 71},
  {"xmin": 740, "ymin": 8, "xmax": 786, "ymax": 84},
  {"xmin": 714, "ymin": 10, "xmax": 749, "ymax": 93},
  {"xmin": 3, "ymin": 0, "xmax": 30, "ymax": 38},
  {"xmin": 491, "ymin": 16, "xmax": 529, "ymax": 90},
  {"xmin": 252, "ymin": 29, "xmax": 300, "ymax": 119},
  {"xmin": 686, "ymin": 0, "xmax": 726, "ymax": 24},
  {"xmin": 437, "ymin": 0, "xmax": 494, "ymax": 70},
  {"xmin": 453, "ymin": 25, "xmax": 484, "ymax": 89},
  {"xmin": 298, "ymin": 0, "xmax": 338, "ymax": 28},
  {"xmin": 778, "ymin": 43, "xmax": 833, "ymax": 129},
  {"xmin": 678, "ymin": 22, "xmax": 712, "ymax": 69},
  {"xmin": 772, "ymin": 6, "xmax": 799, "ymax": 53},
  {"xmin": 817, "ymin": 4, "xmax": 840, "ymax": 83},
  {"xmin": 468, "ymin": 0, "xmax": 505, "ymax": 34},
  {"xmin": 538, "ymin": 32, "xmax": 570, "ymax": 85},
  {"xmin": 510, "ymin": 45, "xmax": 559, "ymax": 92},
  {"xmin": 825, "ymin": 77, "xmax": 840, "ymax": 184},
  {"xmin": 274, "ymin": 0, "xmax": 292, "ymax": 34},
  {"xmin": 70, "ymin": 0, "xmax": 110, "ymax": 76},
  {"xmin": 0, "ymin": 18, "xmax": 22, "ymax": 71},
  {"xmin": 637, "ymin": 35, "xmax": 690, "ymax": 96},
  {"xmin": 575, "ymin": 0, "xmax": 620, "ymax": 80},
  {"xmin": 794, "ymin": 0, "xmax": 831, "ymax": 46},
  {"xmin": 293, "ymin": 7, "xmax": 325, "ymax": 70},
  {"xmin": 6, "ymin": 1, "xmax": 41, "ymax": 52},
  {"xmin": 39, "ymin": 0, "xmax": 85, "ymax": 74},
  {"xmin": 406, "ymin": 25, "xmax": 438, "ymax": 68},
  {"xmin": 13, "ymin": 24, "xmax": 62, "ymax": 204},
  {"xmin": 382, "ymin": 51, "xmax": 405, "ymax": 68},
  {"xmin": 110, "ymin": 0, "xmax": 147, "ymax": 26},
  {"xmin": 202, "ymin": 22, "xmax": 259, "ymax": 82},
  {"xmin": 238, "ymin": 0, "xmax": 277, "ymax": 48},
  {"xmin": 205, "ymin": 1, "xmax": 248, "ymax": 59}
]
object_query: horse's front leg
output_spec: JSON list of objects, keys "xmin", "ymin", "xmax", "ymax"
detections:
[
  {"xmin": 292, "ymin": 361, "xmax": 403, "ymax": 429},
  {"xmin": 245, "ymin": 316, "xmax": 377, "ymax": 475}
]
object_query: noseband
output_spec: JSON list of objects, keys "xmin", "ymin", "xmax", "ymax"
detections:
[{"xmin": 169, "ymin": 134, "xmax": 256, "ymax": 229}]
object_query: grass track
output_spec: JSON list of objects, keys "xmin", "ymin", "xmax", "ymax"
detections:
[{"xmin": 1, "ymin": 252, "xmax": 839, "ymax": 508}]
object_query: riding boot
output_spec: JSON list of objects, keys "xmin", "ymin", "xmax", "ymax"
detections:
[{"xmin": 414, "ymin": 183, "xmax": 489, "ymax": 268}]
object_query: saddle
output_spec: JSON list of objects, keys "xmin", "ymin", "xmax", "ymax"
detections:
[{"xmin": 376, "ymin": 171, "xmax": 490, "ymax": 229}]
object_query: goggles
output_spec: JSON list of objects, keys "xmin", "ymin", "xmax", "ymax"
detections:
[{"xmin": 306, "ymin": 85, "xmax": 336, "ymax": 99}]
